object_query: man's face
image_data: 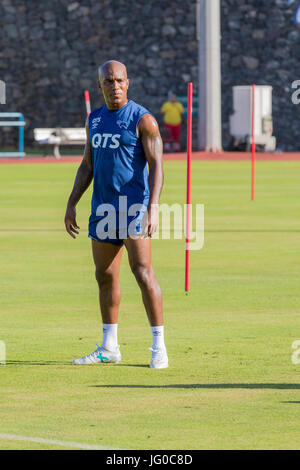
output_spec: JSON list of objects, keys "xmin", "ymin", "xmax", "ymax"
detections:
[
  {"xmin": 98, "ymin": 63, "xmax": 129, "ymax": 110},
  {"xmin": 170, "ymin": 93, "xmax": 177, "ymax": 103}
]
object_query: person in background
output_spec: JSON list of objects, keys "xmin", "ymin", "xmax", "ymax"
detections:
[{"xmin": 161, "ymin": 92, "xmax": 184, "ymax": 153}]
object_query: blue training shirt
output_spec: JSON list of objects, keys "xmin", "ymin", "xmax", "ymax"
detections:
[{"xmin": 88, "ymin": 100, "xmax": 150, "ymax": 230}]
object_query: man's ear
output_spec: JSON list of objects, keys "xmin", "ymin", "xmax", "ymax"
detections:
[
  {"xmin": 97, "ymin": 80, "xmax": 102, "ymax": 90},
  {"xmin": 127, "ymin": 79, "xmax": 130, "ymax": 90}
]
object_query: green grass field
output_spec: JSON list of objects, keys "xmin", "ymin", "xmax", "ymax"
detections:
[{"xmin": 0, "ymin": 159, "xmax": 300, "ymax": 450}]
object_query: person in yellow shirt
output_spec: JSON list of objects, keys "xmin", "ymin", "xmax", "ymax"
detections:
[{"xmin": 161, "ymin": 93, "xmax": 184, "ymax": 152}]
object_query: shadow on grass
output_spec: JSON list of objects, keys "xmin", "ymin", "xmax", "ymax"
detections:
[
  {"xmin": 118, "ymin": 364, "xmax": 149, "ymax": 368},
  {"xmin": 3, "ymin": 360, "xmax": 72, "ymax": 366},
  {"xmin": 3, "ymin": 361, "xmax": 147, "ymax": 367},
  {"xmin": 91, "ymin": 383, "xmax": 300, "ymax": 390},
  {"xmin": 281, "ymin": 401, "xmax": 300, "ymax": 404}
]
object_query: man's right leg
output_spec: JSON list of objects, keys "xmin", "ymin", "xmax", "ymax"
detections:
[
  {"xmin": 92, "ymin": 239, "xmax": 124, "ymax": 325},
  {"xmin": 73, "ymin": 240, "xmax": 123, "ymax": 364}
]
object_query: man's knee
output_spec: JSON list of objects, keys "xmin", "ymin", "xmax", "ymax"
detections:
[
  {"xmin": 131, "ymin": 264, "xmax": 153, "ymax": 287},
  {"xmin": 95, "ymin": 268, "xmax": 115, "ymax": 287}
]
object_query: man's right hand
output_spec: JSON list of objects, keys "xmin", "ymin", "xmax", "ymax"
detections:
[{"xmin": 64, "ymin": 204, "xmax": 80, "ymax": 239}]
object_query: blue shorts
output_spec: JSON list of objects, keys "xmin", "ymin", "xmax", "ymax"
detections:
[
  {"xmin": 88, "ymin": 209, "xmax": 147, "ymax": 247},
  {"xmin": 89, "ymin": 230, "xmax": 126, "ymax": 247}
]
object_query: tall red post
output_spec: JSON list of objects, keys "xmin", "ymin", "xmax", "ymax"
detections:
[
  {"xmin": 252, "ymin": 84, "xmax": 255, "ymax": 201},
  {"xmin": 185, "ymin": 82, "xmax": 193, "ymax": 294},
  {"xmin": 84, "ymin": 90, "xmax": 91, "ymax": 116}
]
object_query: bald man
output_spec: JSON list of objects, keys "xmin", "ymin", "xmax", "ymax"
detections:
[{"xmin": 64, "ymin": 60, "xmax": 168, "ymax": 368}]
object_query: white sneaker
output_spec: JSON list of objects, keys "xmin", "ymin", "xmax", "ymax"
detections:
[
  {"xmin": 149, "ymin": 347, "xmax": 168, "ymax": 369},
  {"xmin": 72, "ymin": 344, "xmax": 121, "ymax": 365}
]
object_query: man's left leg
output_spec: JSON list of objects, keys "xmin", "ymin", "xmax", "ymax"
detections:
[
  {"xmin": 163, "ymin": 123, "xmax": 173, "ymax": 153},
  {"xmin": 123, "ymin": 236, "xmax": 168, "ymax": 369}
]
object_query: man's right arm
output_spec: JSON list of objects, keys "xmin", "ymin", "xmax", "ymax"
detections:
[
  {"xmin": 64, "ymin": 117, "xmax": 93, "ymax": 239},
  {"xmin": 160, "ymin": 102, "xmax": 167, "ymax": 115}
]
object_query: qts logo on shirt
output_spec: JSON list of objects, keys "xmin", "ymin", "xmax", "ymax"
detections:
[{"xmin": 92, "ymin": 133, "xmax": 121, "ymax": 149}]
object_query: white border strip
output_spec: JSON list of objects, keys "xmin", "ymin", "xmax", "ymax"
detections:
[{"xmin": 0, "ymin": 433, "xmax": 120, "ymax": 450}]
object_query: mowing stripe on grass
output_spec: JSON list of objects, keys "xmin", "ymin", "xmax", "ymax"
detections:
[{"xmin": 0, "ymin": 433, "xmax": 121, "ymax": 450}]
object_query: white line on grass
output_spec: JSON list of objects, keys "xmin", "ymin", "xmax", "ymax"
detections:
[{"xmin": 0, "ymin": 433, "xmax": 121, "ymax": 450}]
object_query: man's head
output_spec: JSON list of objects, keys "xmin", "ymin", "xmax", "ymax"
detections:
[
  {"xmin": 170, "ymin": 93, "xmax": 177, "ymax": 103},
  {"xmin": 98, "ymin": 60, "xmax": 129, "ymax": 110}
]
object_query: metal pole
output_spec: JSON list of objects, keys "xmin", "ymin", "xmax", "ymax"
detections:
[
  {"xmin": 197, "ymin": 0, "xmax": 206, "ymax": 150},
  {"xmin": 19, "ymin": 114, "xmax": 24, "ymax": 158},
  {"xmin": 185, "ymin": 82, "xmax": 193, "ymax": 294},
  {"xmin": 197, "ymin": 0, "xmax": 222, "ymax": 151},
  {"xmin": 0, "ymin": 113, "xmax": 25, "ymax": 158}
]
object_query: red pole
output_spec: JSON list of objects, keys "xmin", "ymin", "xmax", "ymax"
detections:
[
  {"xmin": 84, "ymin": 90, "xmax": 91, "ymax": 116},
  {"xmin": 251, "ymin": 84, "xmax": 255, "ymax": 201},
  {"xmin": 185, "ymin": 82, "xmax": 193, "ymax": 294}
]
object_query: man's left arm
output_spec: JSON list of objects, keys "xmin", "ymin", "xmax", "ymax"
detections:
[{"xmin": 138, "ymin": 113, "xmax": 164, "ymax": 236}]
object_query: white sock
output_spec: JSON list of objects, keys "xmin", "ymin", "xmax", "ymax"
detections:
[
  {"xmin": 101, "ymin": 323, "xmax": 118, "ymax": 352},
  {"xmin": 151, "ymin": 326, "xmax": 166, "ymax": 350}
]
